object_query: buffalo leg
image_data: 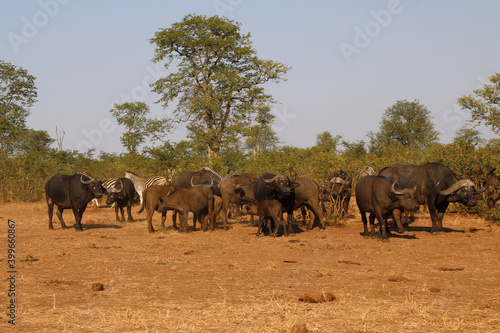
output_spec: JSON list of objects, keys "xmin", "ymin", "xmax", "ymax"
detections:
[
  {"xmin": 277, "ymin": 214, "xmax": 287, "ymax": 237},
  {"xmin": 392, "ymin": 208, "xmax": 405, "ymax": 233},
  {"xmin": 193, "ymin": 213, "xmax": 199, "ymax": 231},
  {"xmin": 119, "ymin": 206, "xmax": 125, "ymax": 222},
  {"xmin": 56, "ymin": 207, "xmax": 68, "ymax": 229},
  {"xmin": 147, "ymin": 210, "xmax": 155, "ymax": 233},
  {"xmin": 374, "ymin": 212, "xmax": 389, "ymax": 242},
  {"xmin": 221, "ymin": 199, "xmax": 230, "ymax": 230},
  {"xmin": 47, "ymin": 200, "xmax": 55, "ymax": 230},
  {"xmin": 360, "ymin": 212, "xmax": 370, "ymax": 238},
  {"xmin": 114, "ymin": 205, "xmax": 121, "ymax": 222},
  {"xmin": 306, "ymin": 202, "xmax": 325, "ymax": 230},
  {"xmin": 180, "ymin": 211, "xmax": 189, "ymax": 233},
  {"xmin": 368, "ymin": 213, "xmax": 377, "ymax": 238},
  {"xmin": 256, "ymin": 217, "xmax": 264, "ymax": 236},
  {"xmin": 434, "ymin": 201, "xmax": 449, "ymax": 234},
  {"xmin": 72, "ymin": 206, "xmax": 85, "ymax": 232},
  {"xmin": 172, "ymin": 211, "xmax": 178, "ymax": 230},
  {"xmin": 126, "ymin": 203, "xmax": 134, "ymax": 222},
  {"xmin": 160, "ymin": 211, "xmax": 167, "ymax": 228}
]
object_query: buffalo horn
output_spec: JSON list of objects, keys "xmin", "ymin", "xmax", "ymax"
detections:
[
  {"xmin": 438, "ymin": 179, "xmax": 474, "ymax": 195},
  {"xmin": 262, "ymin": 174, "xmax": 280, "ymax": 183},
  {"xmin": 110, "ymin": 180, "xmax": 123, "ymax": 193},
  {"xmin": 191, "ymin": 176, "xmax": 213, "ymax": 188},
  {"xmin": 390, "ymin": 182, "xmax": 405, "ymax": 195},
  {"xmin": 80, "ymin": 174, "xmax": 93, "ymax": 185}
]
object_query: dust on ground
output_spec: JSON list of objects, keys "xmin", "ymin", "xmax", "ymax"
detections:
[{"xmin": 1, "ymin": 200, "xmax": 499, "ymax": 332}]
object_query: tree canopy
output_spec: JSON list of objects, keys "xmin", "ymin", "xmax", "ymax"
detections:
[
  {"xmin": 110, "ymin": 102, "xmax": 170, "ymax": 156},
  {"xmin": 368, "ymin": 99, "xmax": 439, "ymax": 153},
  {"xmin": 457, "ymin": 72, "xmax": 500, "ymax": 134},
  {"xmin": 149, "ymin": 14, "xmax": 290, "ymax": 162},
  {"xmin": 0, "ymin": 60, "xmax": 38, "ymax": 156}
]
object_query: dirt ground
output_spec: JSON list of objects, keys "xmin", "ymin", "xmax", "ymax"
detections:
[{"xmin": 1, "ymin": 200, "xmax": 500, "ymax": 332}]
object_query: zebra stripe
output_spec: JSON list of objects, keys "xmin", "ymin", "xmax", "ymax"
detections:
[{"xmin": 124, "ymin": 171, "xmax": 167, "ymax": 205}]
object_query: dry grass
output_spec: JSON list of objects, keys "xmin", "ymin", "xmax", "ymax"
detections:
[{"xmin": 1, "ymin": 201, "xmax": 500, "ymax": 332}]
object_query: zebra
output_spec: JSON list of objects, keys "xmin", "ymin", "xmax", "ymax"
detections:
[{"xmin": 124, "ymin": 171, "xmax": 167, "ymax": 206}]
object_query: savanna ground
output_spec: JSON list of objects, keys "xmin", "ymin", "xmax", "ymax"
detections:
[{"xmin": 1, "ymin": 199, "xmax": 500, "ymax": 332}]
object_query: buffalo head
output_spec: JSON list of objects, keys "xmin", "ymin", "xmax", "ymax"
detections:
[
  {"xmin": 390, "ymin": 182, "xmax": 420, "ymax": 212},
  {"xmin": 438, "ymin": 179, "xmax": 486, "ymax": 206},
  {"xmin": 105, "ymin": 180, "xmax": 124, "ymax": 205},
  {"xmin": 262, "ymin": 173, "xmax": 300, "ymax": 197},
  {"xmin": 80, "ymin": 173, "xmax": 106, "ymax": 198}
]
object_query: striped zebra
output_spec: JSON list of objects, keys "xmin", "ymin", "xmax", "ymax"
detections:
[{"xmin": 124, "ymin": 171, "xmax": 167, "ymax": 206}]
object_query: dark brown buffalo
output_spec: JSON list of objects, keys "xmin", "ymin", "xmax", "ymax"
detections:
[
  {"xmin": 356, "ymin": 175, "xmax": 420, "ymax": 241},
  {"xmin": 379, "ymin": 163, "xmax": 485, "ymax": 234},
  {"xmin": 233, "ymin": 173, "xmax": 301, "ymax": 233},
  {"xmin": 171, "ymin": 167, "xmax": 221, "ymax": 195},
  {"xmin": 219, "ymin": 174, "xmax": 258, "ymax": 229},
  {"xmin": 45, "ymin": 173, "xmax": 106, "ymax": 231},
  {"xmin": 105, "ymin": 177, "xmax": 135, "ymax": 222},
  {"xmin": 138, "ymin": 185, "xmax": 175, "ymax": 233},
  {"xmin": 293, "ymin": 176, "xmax": 325, "ymax": 230},
  {"xmin": 484, "ymin": 167, "xmax": 500, "ymax": 209},
  {"xmin": 157, "ymin": 187, "xmax": 215, "ymax": 233},
  {"xmin": 244, "ymin": 199, "xmax": 285, "ymax": 236}
]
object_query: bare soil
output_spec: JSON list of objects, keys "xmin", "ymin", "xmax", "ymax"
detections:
[{"xmin": 1, "ymin": 200, "xmax": 500, "ymax": 332}]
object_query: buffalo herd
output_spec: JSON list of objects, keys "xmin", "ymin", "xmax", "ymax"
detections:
[{"xmin": 45, "ymin": 163, "xmax": 494, "ymax": 241}]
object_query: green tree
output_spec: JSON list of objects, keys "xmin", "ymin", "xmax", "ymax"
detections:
[
  {"xmin": 368, "ymin": 99, "xmax": 439, "ymax": 153},
  {"xmin": 110, "ymin": 102, "xmax": 169, "ymax": 155},
  {"xmin": 245, "ymin": 106, "xmax": 280, "ymax": 158},
  {"xmin": 457, "ymin": 72, "xmax": 500, "ymax": 134},
  {"xmin": 452, "ymin": 126, "xmax": 484, "ymax": 149},
  {"xmin": 149, "ymin": 14, "xmax": 290, "ymax": 163},
  {"xmin": 315, "ymin": 131, "xmax": 341, "ymax": 153},
  {"xmin": 0, "ymin": 60, "xmax": 38, "ymax": 156}
]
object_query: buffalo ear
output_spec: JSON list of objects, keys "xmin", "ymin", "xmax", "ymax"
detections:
[
  {"xmin": 265, "ymin": 183, "xmax": 275, "ymax": 189},
  {"xmin": 290, "ymin": 182, "xmax": 300, "ymax": 188}
]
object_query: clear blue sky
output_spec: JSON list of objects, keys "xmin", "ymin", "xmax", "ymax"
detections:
[{"xmin": 2, "ymin": 0, "xmax": 499, "ymax": 154}]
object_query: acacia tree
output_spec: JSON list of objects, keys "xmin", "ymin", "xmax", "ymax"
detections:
[
  {"xmin": 0, "ymin": 60, "xmax": 38, "ymax": 156},
  {"xmin": 368, "ymin": 99, "xmax": 439, "ymax": 153},
  {"xmin": 110, "ymin": 102, "xmax": 169, "ymax": 156},
  {"xmin": 149, "ymin": 14, "xmax": 290, "ymax": 163},
  {"xmin": 458, "ymin": 72, "xmax": 500, "ymax": 134}
]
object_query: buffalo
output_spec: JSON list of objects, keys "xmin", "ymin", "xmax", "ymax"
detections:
[
  {"xmin": 171, "ymin": 167, "xmax": 221, "ymax": 195},
  {"xmin": 139, "ymin": 185, "xmax": 176, "ymax": 233},
  {"xmin": 219, "ymin": 174, "xmax": 259, "ymax": 229},
  {"xmin": 244, "ymin": 199, "xmax": 285, "ymax": 236},
  {"xmin": 233, "ymin": 173, "xmax": 300, "ymax": 232},
  {"xmin": 45, "ymin": 173, "xmax": 106, "ymax": 231},
  {"xmin": 356, "ymin": 175, "xmax": 420, "ymax": 241},
  {"xmin": 379, "ymin": 163, "xmax": 485, "ymax": 234},
  {"xmin": 293, "ymin": 176, "xmax": 325, "ymax": 230},
  {"xmin": 157, "ymin": 185, "xmax": 215, "ymax": 233},
  {"xmin": 105, "ymin": 177, "xmax": 136, "ymax": 222}
]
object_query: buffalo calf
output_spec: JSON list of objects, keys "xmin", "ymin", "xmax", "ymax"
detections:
[{"xmin": 244, "ymin": 199, "xmax": 285, "ymax": 236}]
